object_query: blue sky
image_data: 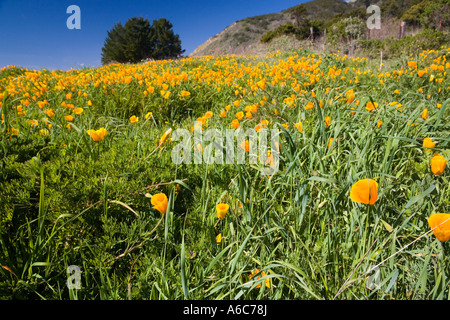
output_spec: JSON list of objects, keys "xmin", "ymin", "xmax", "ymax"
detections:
[{"xmin": 0, "ymin": 0, "xmax": 306, "ymax": 71}]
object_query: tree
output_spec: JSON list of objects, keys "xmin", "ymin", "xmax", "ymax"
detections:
[
  {"xmin": 101, "ymin": 17, "xmax": 184, "ymax": 65},
  {"xmin": 149, "ymin": 18, "xmax": 185, "ymax": 60},
  {"xmin": 101, "ymin": 22, "xmax": 127, "ymax": 64}
]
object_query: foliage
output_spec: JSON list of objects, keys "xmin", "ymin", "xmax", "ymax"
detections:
[{"xmin": 101, "ymin": 17, "xmax": 184, "ymax": 65}]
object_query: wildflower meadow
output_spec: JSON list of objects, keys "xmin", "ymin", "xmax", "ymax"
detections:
[{"xmin": 0, "ymin": 47, "xmax": 449, "ymax": 300}]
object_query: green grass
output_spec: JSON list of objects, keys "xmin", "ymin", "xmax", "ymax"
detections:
[{"xmin": 0, "ymin": 48, "xmax": 449, "ymax": 300}]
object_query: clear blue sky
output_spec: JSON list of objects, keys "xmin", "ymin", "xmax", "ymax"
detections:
[{"xmin": 0, "ymin": 0, "xmax": 307, "ymax": 71}]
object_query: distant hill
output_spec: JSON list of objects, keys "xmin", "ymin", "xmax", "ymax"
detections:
[{"xmin": 189, "ymin": 0, "xmax": 443, "ymax": 57}]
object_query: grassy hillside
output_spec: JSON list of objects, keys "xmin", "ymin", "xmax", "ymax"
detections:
[{"xmin": 190, "ymin": 0, "xmax": 449, "ymax": 58}]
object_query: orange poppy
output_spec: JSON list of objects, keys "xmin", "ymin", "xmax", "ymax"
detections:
[
  {"xmin": 216, "ymin": 203, "xmax": 229, "ymax": 219},
  {"xmin": 430, "ymin": 154, "xmax": 447, "ymax": 176},
  {"xmin": 428, "ymin": 213, "xmax": 450, "ymax": 242},
  {"xmin": 249, "ymin": 269, "xmax": 270, "ymax": 288},
  {"xmin": 350, "ymin": 179, "xmax": 378, "ymax": 205},
  {"xmin": 151, "ymin": 193, "xmax": 168, "ymax": 214},
  {"xmin": 87, "ymin": 127, "xmax": 108, "ymax": 142}
]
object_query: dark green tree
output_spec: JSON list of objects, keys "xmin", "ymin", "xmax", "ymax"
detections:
[
  {"xmin": 101, "ymin": 22, "xmax": 127, "ymax": 64},
  {"xmin": 101, "ymin": 17, "xmax": 184, "ymax": 65},
  {"xmin": 149, "ymin": 18, "xmax": 185, "ymax": 60}
]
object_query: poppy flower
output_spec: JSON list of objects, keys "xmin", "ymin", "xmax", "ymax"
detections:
[
  {"xmin": 350, "ymin": 179, "xmax": 378, "ymax": 205},
  {"xmin": 216, "ymin": 233, "xmax": 222, "ymax": 244},
  {"xmin": 159, "ymin": 128, "xmax": 172, "ymax": 147},
  {"xmin": 145, "ymin": 112, "xmax": 153, "ymax": 119},
  {"xmin": 231, "ymin": 119, "xmax": 239, "ymax": 129},
  {"xmin": 87, "ymin": 127, "xmax": 108, "ymax": 142},
  {"xmin": 236, "ymin": 111, "xmax": 244, "ymax": 120},
  {"xmin": 430, "ymin": 154, "xmax": 447, "ymax": 176},
  {"xmin": 151, "ymin": 193, "xmax": 168, "ymax": 214},
  {"xmin": 64, "ymin": 115, "xmax": 74, "ymax": 122},
  {"xmin": 428, "ymin": 213, "xmax": 450, "ymax": 242},
  {"xmin": 249, "ymin": 269, "xmax": 270, "ymax": 288},
  {"xmin": 295, "ymin": 122, "xmax": 303, "ymax": 133},
  {"xmin": 324, "ymin": 116, "xmax": 331, "ymax": 127},
  {"xmin": 366, "ymin": 101, "xmax": 378, "ymax": 112},
  {"xmin": 240, "ymin": 140, "xmax": 250, "ymax": 152},
  {"xmin": 205, "ymin": 111, "xmax": 213, "ymax": 119},
  {"xmin": 216, "ymin": 203, "xmax": 229, "ymax": 219},
  {"xmin": 423, "ymin": 138, "xmax": 436, "ymax": 149},
  {"xmin": 74, "ymin": 107, "xmax": 84, "ymax": 115},
  {"xmin": 180, "ymin": 90, "xmax": 191, "ymax": 98},
  {"xmin": 377, "ymin": 120, "xmax": 383, "ymax": 128},
  {"xmin": 305, "ymin": 101, "xmax": 314, "ymax": 110},
  {"xmin": 328, "ymin": 138, "xmax": 333, "ymax": 148},
  {"xmin": 45, "ymin": 109, "xmax": 55, "ymax": 118},
  {"xmin": 422, "ymin": 108, "xmax": 428, "ymax": 120},
  {"xmin": 130, "ymin": 115, "xmax": 138, "ymax": 123}
]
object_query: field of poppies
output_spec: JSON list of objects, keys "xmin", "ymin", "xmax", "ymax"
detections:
[{"xmin": 0, "ymin": 47, "xmax": 449, "ymax": 300}]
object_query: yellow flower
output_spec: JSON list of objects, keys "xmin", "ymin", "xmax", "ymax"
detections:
[
  {"xmin": 430, "ymin": 154, "xmax": 447, "ymax": 176},
  {"xmin": 28, "ymin": 119, "xmax": 38, "ymax": 127},
  {"xmin": 428, "ymin": 213, "xmax": 450, "ymax": 242},
  {"xmin": 180, "ymin": 90, "xmax": 191, "ymax": 98},
  {"xmin": 45, "ymin": 109, "xmax": 55, "ymax": 118},
  {"xmin": 151, "ymin": 193, "xmax": 168, "ymax": 214},
  {"xmin": 233, "ymin": 100, "xmax": 240, "ymax": 107},
  {"xmin": 40, "ymin": 129, "xmax": 49, "ymax": 136},
  {"xmin": 328, "ymin": 138, "xmax": 333, "ymax": 148},
  {"xmin": 366, "ymin": 101, "xmax": 378, "ymax": 112},
  {"xmin": 422, "ymin": 108, "xmax": 428, "ymax": 120},
  {"xmin": 249, "ymin": 269, "xmax": 270, "ymax": 289},
  {"xmin": 130, "ymin": 115, "xmax": 139, "ymax": 123},
  {"xmin": 64, "ymin": 115, "xmax": 74, "ymax": 122},
  {"xmin": 66, "ymin": 92, "xmax": 72, "ymax": 99},
  {"xmin": 324, "ymin": 116, "xmax": 331, "ymax": 127},
  {"xmin": 423, "ymin": 138, "xmax": 436, "ymax": 149},
  {"xmin": 159, "ymin": 128, "xmax": 172, "ymax": 147},
  {"xmin": 216, "ymin": 233, "xmax": 222, "ymax": 244},
  {"xmin": 205, "ymin": 111, "xmax": 213, "ymax": 119},
  {"xmin": 145, "ymin": 112, "xmax": 153, "ymax": 119},
  {"xmin": 73, "ymin": 107, "xmax": 84, "ymax": 115},
  {"xmin": 87, "ymin": 127, "xmax": 108, "ymax": 142},
  {"xmin": 350, "ymin": 179, "xmax": 378, "ymax": 205},
  {"xmin": 216, "ymin": 203, "xmax": 229, "ymax": 219},
  {"xmin": 377, "ymin": 120, "xmax": 383, "ymax": 128},
  {"xmin": 305, "ymin": 101, "xmax": 314, "ymax": 110},
  {"xmin": 164, "ymin": 91, "xmax": 171, "ymax": 99},
  {"xmin": 295, "ymin": 122, "xmax": 303, "ymax": 133},
  {"xmin": 240, "ymin": 140, "xmax": 250, "ymax": 152},
  {"xmin": 408, "ymin": 61, "xmax": 417, "ymax": 69},
  {"xmin": 231, "ymin": 119, "xmax": 239, "ymax": 130},
  {"xmin": 236, "ymin": 111, "xmax": 244, "ymax": 120}
]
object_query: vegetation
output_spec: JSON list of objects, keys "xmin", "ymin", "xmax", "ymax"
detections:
[
  {"xmin": 101, "ymin": 17, "xmax": 184, "ymax": 65},
  {"xmin": 0, "ymin": 45, "xmax": 449, "ymax": 299}
]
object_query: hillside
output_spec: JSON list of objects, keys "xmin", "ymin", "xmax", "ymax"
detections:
[
  {"xmin": 189, "ymin": 0, "xmax": 363, "ymax": 56},
  {"xmin": 189, "ymin": 0, "xmax": 443, "ymax": 57}
]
